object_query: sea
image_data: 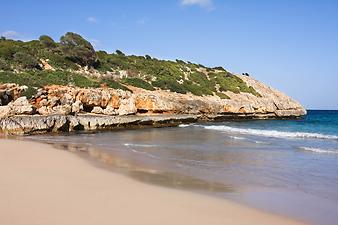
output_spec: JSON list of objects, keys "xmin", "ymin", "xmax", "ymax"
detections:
[{"xmin": 28, "ymin": 110, "xmax": 338, "ymax": 225}]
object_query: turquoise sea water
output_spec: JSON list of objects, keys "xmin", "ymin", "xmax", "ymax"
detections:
[{"xmin": 29, "ymin": 110, "xmax": 338, "ymax": 225}]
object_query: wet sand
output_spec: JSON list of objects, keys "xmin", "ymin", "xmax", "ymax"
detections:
[{"xmin": 0, "ymin": 139, "xmax": 307, "ymax": 225}]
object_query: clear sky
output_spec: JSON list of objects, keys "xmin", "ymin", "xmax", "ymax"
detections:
[{"xmin": 1, "ymin": 0, "xmax": 337, "ymax": 109}]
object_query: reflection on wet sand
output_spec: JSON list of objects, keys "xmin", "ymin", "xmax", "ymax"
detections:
[{"xmin": 52, "ymin": 142, "xmax": 235, "ymax": 193}]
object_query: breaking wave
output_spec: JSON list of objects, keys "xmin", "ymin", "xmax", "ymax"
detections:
[
  {"xmin": 298, "ymin": 147, "xmax": 338, "ymax": 154},
  {"xmin": 178, "ymin": 124, "xmax": 193, "ymax": 128},
  {"xmin": 203, "ymin": 125, "xmax": 338, "ymax": 140}
]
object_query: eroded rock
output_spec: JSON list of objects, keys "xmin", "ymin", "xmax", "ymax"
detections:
[
  {"xmin": 103, "ymin": 106, "xmax": 118, "ymax": 116},
  {"xmin": 117, "ymin": 97, "xmax": 137, "ymax": 115},
  {"xmin": 0, "ymin": 83, "xmax": 27, "ymax": 106},
  {"xmin": 0, "ymin": 106, "xmax": 11, "ymax": 118},
  {"xmin": 91, "ymin": 106, "xmax": 104, "ymax": 114},
  {"xmin": 0, "ymin": 74, "xmax": 306, "ymax": 134}
]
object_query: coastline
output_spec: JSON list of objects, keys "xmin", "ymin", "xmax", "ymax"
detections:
[
  {"xmin": 0, "ymin": 113, "xmax": 305, "ymax": 135},
  {"xmin": 0, "ymin": 139, "xmax": 307, "ymax": 225}
]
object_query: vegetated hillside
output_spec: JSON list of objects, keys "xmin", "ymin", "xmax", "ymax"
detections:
[{"xmin": 0, "ymin": 32, "xmax": 260, "ymax": 99}]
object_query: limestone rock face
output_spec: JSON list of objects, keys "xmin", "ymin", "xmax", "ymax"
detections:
[
  {"xmin": 0, "ymin": 106, "xmax": 11, "ymax": 118},
  {"xmin": 39, "ymin": 59, "xmax": 55, "ymax": 71},
  {"xmin": 103, "ymin": 106, "xmax": 117, "ymax": 116},
  {"xmin": 8, "ymin": 97, "xmax": 35, "ymax": 115},
  {"xmin": 0, "ymin": 114, "xmax": 200, "ymax": 135},
  {"xmin": 0, "ymin": 97, "xmax": 35, "ymax": 117},
  {"xmin": 117, "ymin": 97, "xmax": 137, "ymax": 115},
  {"xmin": 71, "ymin": 100, "xmax": 83, "ymax": 113},
  {"xmin": 129, "ymin": 76, "xmax": 306, "ymax": 116},
  {"xmin": 52, "ymin": 105, "xmax": 72, "ymax": 115},
  {"xmin": 0, "ymin": 83, "xmax": 27, "ymax": 106},
  {"xmin": 31, "ymin": 85, "xmax": 137, "ymax": 116},
  {"xmin": 0, "ymin": 74, "xmax": 306, "ymax": 122},
  {"xmin": 91, "ymin": 106, "xmax": 104, "ymax": 114},
  {"xmin": 230, "ymin": 75, "xmax": 306, "ymax": 115}
]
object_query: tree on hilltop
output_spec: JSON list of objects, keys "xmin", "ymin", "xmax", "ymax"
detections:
[
  {"xmin": 39, "ymin": 35, "xmax": 57, "ymax": 49},
  {"xmin": 59, "ymin": 32, "xmax": 97, "ymax": 67}
]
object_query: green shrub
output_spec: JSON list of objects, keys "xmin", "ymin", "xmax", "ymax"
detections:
[
  {"xmin": 72, "ymin": 74, "xmax": 99, "ymax": 88},
  {"xmin": 0, "ymin": 33, "xmax": 262, "ymax": 98},
  {"xmin": 212, "ymin": 66, "xmax": 226, "ymax": 71},
  {"xmin": 216, "ymin": 92, "xmax": 230, "ymax": 99},
  {"xmin": 22, "ymin": 86, "xmax": 37, "ymax": 98},
  {"xmin": 0, "ymin": 41, "xmax": 19, "ymax": 60},
  {"xmin": 38, "ymin": 51, "xmax": 78, "ymax": 70},
  {"xmin": 39, "ymin": 35, "xmax": 57, "ymax": 49},
  {"xmin": 115, "ymin": 50, "xmax": 125, "ymax": 56},
  {"xmin": 189, "ymin": 72, "xmax": 216, "ymax": 91},
  {"xmin": 13, "ymin": 52, "xmax": 40, "ymax": 69},
  {"xmin": 152, "ymin": 79, "xmax": 187, "ymax": 94},
  {"xmin": 101, "ymin": 78, "xmax": 130, "ymax": 91},
  {"xmin": 180, "ymin": 80, "xmax": 213, "ymax": 96},
  {"xmin": 0, "ymin": 58, "xmax": 10, "ymax": 70},
  {"xmin": 175, "ymin": 59, "xmax": 186, "ymax": 64},
  {"xmin": 122, "ymin": 77, "xmax": 154, "ymax": 90}
]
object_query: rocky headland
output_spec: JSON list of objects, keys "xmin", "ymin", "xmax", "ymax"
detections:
[
  {"xmin": 0, "ymin": 33, "xmax": 306, "ymax": 135},
  {"xmin": 0, "ymin": 74, "xmax": 305, "ymax": 135}
]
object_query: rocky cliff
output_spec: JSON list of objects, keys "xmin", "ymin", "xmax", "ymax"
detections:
[{"xmin": 0, "ymin": 74, "xmax": 305, "ymax": 135}]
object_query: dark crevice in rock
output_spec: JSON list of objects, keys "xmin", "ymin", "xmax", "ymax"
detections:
[
  {"xmin": 56, "ymin": 119, "xmax": 70, "ymax": 132},
  {"xmin": 137, "ymin": 109, "xmax": 148, "ymax": 114},
  {"xmin": 83, "ymin": 105, "xmax": 94, "ymax": 113},
  {"xmin": 72, "ymin": 123, "xmax": 84, "ymax": 131}
]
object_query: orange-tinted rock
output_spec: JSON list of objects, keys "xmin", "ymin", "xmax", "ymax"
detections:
[
  {"xmin": 108, "ymin": 95, "xmax": 120, "ymax": 109},
  {"xmin": 135, "ymin": 97, "xmax": 155, "ymax": 110},
  {"xmin": 0, "ymin": 74, "xmax": 306, "ymax": 119}
]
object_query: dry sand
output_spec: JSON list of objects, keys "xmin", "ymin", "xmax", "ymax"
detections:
[{"xmin": 0, "ymin": 139, "xmax": 307, "ymax": 225}]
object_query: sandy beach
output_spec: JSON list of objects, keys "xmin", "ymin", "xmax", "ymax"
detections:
[{"xmin": 0, "ymin": 139, "xmax": 307, "ymax": 225}]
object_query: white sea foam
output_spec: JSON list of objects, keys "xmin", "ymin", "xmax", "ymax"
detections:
[
  {"xmin": 298, "ymin": 147, "xmax": 338, "ymax": 154},
  {"xmin": 254, "ymin": 141, "xmax": 268, "ymax": 144},
  {"xmin": 178, "ymin": 124, "xmax": 192, "ymax": 128},
  {"xmin": 124, "ymin": 143, "xmax": 158, "ymax": 148},
  {"xmin": 203, "ymin": 125, "xmax": 338, "ymax": 140},
  {"xmin": 228, "ymin": 136, "xmax": 247, "ymax": 140}
]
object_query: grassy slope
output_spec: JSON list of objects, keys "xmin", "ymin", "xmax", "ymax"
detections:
[{"xmin": 0, "ymin": 35, "xmax": 261, "ymax": 99}]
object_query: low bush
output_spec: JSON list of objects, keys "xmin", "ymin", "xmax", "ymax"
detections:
[
  {"xmin": 101, "ymin": 78, "xmax": 130, "ymax": 91},
  {"xmin": 13, "ymin": 52, "xmax": 40, "ymax": 69},
  {"xmin": 216, "ymin": 92, "xmax": 230, "ymax": 99},
  {"xmin": 122, "ymin": 77, "xmax": 154, "ymax": 91},
  {"xmin": 0, "ymin": 58, "xmax": 10, "ymax": 70},
  {"xmin": 152, "ymin": 78, "xmax": 187, "ymax": 94}
]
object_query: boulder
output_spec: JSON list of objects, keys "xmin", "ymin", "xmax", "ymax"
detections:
[
  {"xmin": 38, "ymin": 105, "xmax": 71, "ymax": 116},
  {"xmin": 37, "ymin": 106, "xmax": 52, "ymax": 115},
  {"xmin": 103, "ymin": 106, "xmax": 117, "ymax": 116},
  {"xmin": 91, "ymin": 106, "xmax": 104, "ymax": 114},
  {"xmin": 0, "ymin": 106, "xmax": 11, "ymax": 118},
  {"xmin": 52, "ymin": 105, "xmax": 72, "ymax": 115},
  {"xmin": 8, "ymin": 97, "xmax": 35, "ymax": 115},
  {"xmin": 117, "ymin": 98, "xmax": 137, "ymax": 115},
  {"xmin": 71, "ymin": 100, "xmax": 83, "ymax": 113},
  {"xmin": 0, "ymin": 83, "xmax": 26, "ymax": 106},
  {"xmin": 40, "ymin": 59, "xmax": 55, "ymax": 71}
]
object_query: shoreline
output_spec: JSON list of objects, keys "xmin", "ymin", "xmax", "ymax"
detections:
[
  {"xmin": 0, "ymin": 113, "xmax": 304, "ymax": 135},
  {"xmin": 0, "ymin": 139, "xmax": 307, "ymax": 225}
]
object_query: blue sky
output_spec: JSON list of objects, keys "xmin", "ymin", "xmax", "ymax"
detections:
[{"xmin": 1, "ymin": 0, "xmax": 338, "ymax": 109}]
